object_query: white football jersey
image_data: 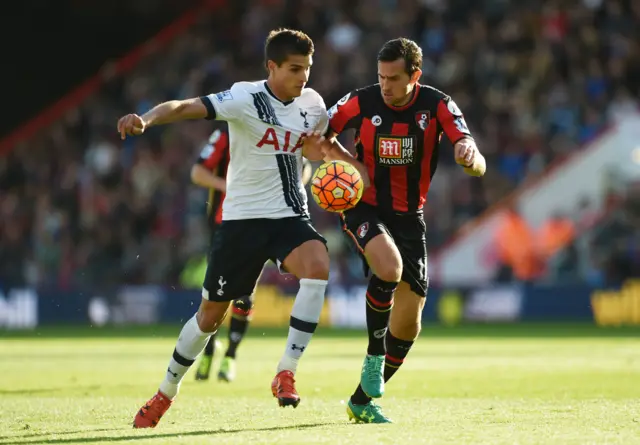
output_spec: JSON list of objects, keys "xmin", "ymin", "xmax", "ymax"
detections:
[{"xmin": 201, "ymin": 81, "xmax": 328, "ymax": 220}]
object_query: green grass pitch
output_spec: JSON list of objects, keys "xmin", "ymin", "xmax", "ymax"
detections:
[{"xmin": 1, "ymin": 324, "xmax": 639, "ymax": 445}]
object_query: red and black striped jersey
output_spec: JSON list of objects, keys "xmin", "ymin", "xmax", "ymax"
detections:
[
  {"xmin": 328, "ymin": 83, "xmax": 472, "ymax": 214},
  {"xmin": 196, "ymin": 129, "xmax": 230, "ymax": 226}
]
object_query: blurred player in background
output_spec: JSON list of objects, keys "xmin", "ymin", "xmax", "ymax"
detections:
[
  {"xmin": 310, "ymin": 38, "xmax": 486, "ymax": 423},
  {"xmin": 191, "ymin": 127, "xmax": 313, "ymax": 382},
  {"xmin": 190, "ymin": 127, "xmax": 246, "ymax": 383},
  {"xmin": 118, "ymin": 28, "xmax": 331, "ymax": 428}
]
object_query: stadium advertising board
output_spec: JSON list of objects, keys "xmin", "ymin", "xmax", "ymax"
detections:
[
  {"xmin": 1, "ymin": 283, "xmax": 636, "ymax": 329},
  {"xmin": 591, "ymin": 280, "xmax": 640, "ymax": 327},
  {"xmin": 0, "ymin": 288, "xmax": 38, "ymax": 329}
]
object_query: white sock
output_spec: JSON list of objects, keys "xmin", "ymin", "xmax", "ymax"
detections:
[
  {"xmin": 277, "ymin": 278, "xmax": 327, "ymax": 374},
  {"xmin": 159, "ymin": 314, "xmax": 212, "ymax": 399}
]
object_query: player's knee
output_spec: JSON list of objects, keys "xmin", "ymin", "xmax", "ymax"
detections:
[
  {"xmin": 284, "ymin": 240, "xmax": 330, "ymax": 280},
  {"xmin": 370, "ymin": 249, "xmax": 403, "ymax": 282},
  {"xmin": 295, "ymin": 246, "xmax": 329, "ymax": 280},
  {"xmin": 374, "ymin": 261, "xmax": 402, "ymax": 283},
  {"xmin": 302, "ymin": 255, "xmax": 330, "ymax": 280},
  {"xmin": 196, "ymin": 299, "xmax": 229, "ymax": 333},
  {"xmin": 391, "ymin": 318, "xmax": 421, "ymax": 340},
  {"xmin": 233, "ymin": 296, "xmax": 253, "ymax": 312},
  {"xmin": 232, "ymin": 296, "xmax": 254, "ymax": 318},
  {"xmin": 390, "ymin": 285, "xmax": 424, "ymax": 339},
  {"xmin": 196, "ymin": 313, "xmax": 220, "ymax": 333},
  {"xmin": 365, "ymin": 235, "xmax": 402, "ymax": 282}
]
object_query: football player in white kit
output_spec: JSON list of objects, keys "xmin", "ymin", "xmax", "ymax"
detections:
[{"xmin": 118, "ymin": 29, "xmax": 330, "ymax": 428}]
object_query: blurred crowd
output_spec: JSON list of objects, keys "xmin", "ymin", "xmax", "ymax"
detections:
[
  {"xmin": 1, "ymin": 0, "xmax": 640, "ymax": 291},
  {"xmin": 552, "ymin": 182, "xmax": 640, "ymax": 285},
  {"xmin": 494, "ymin": 182, "xmax": 640, "ymax": 286}
]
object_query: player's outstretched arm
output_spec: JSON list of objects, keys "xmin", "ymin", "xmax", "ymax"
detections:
[
  {"xmin": 117, "ymin": 98, "xmax": 208, "ymax": 140},
  {"xmin": 190, "ymin": 164, "xmax": 226, "ymax": 192},
  {"xmin": 454, "ymin": 138, "xmax": 486, "ymax": 177}
]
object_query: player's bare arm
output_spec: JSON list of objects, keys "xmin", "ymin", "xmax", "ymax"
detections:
[
  {"xmin": 302, "ymin": 137, "xmax": 325, "ymax": 161},
  {"xmin": 117, "ymin": 98, "xmax": 208, "ymax": 140},
  {"xmin": 190, "ymin": 164, "xmax": 226, "ymax": 192},
  {"xmin": 454, "ymin": 137, "xmax": 486, "ymax": 177},
  {"xmin": 324, "ymin": 132, "xmax": 371, "ymax": 188}
]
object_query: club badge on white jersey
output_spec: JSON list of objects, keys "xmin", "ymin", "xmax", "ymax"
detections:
[{"xmin": 203, "ymin": 81, "xmax": 329, "ymax": 220}]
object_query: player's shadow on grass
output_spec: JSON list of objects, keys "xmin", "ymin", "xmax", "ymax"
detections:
[
  {"xmin": 0, "ymin": 422, "xmax": 336, "ymax": 445},
  {"xmin": 0, "ymin": 430, "xmax": 118, "ymax": 442},
  {"xmin": 0, "ymin": 386, "xmax": 101, "ymax": 396}
]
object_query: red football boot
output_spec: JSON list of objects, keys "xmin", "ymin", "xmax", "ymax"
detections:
[
  {"xmin": 271, "ymin": 370, "xmax": 300, "ymax": 408},
  {"xmin": 133, "ymin": 391, "xmax": 173, "ymax": 428}
]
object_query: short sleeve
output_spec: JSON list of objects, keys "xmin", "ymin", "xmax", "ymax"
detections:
[
  {"xmin": 313, "ymin": 93, "xmax": 330, "ymax": 135},
  {"xmin": 327, "ymin": 91, "xmax": 362, "ymax": 135},
  {"xmin": 199, "ymin": 83, "xmax": 247, "ymax": 122},
  {"xmin": 436, "ymin": 96, "xmax": 473, "ymax": 145}
]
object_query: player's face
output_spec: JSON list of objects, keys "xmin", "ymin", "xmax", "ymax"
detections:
[
  {"xmin": 378, "ymin": 59, "xmax": 420, "ymax": 106},
  {"xmin": 271, "ymin": 54, "xmax": 313, "ymax": 99}
]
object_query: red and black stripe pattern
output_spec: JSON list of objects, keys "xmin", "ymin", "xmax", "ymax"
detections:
[
  {"xmin": 365, "ymin": 276, "xmax": 398, "ymax": 356},
  {"xmin": 383, "ymin": 333, "xmax": 414, "ymax": 380},
  {"xmin": 196, "ymin": 129, "xmax": 230, "ymax": 226},
  {"xmin": 328, "ymin": 84, "xmax": 472, "ymax": 214}
]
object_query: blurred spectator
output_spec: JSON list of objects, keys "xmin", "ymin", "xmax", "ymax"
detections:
[
  {"xmin": 538, "ymin": 212, "xmax": 575, "ymax": 260},
  {"xmin": 495, "ymin": 204, "xmax": 542, "ymax": 283},
  {"xmin": 575, "ymin": 196, "xmax": 599, "ymax": 230},
  {"xmin": 550, "ymin": 181, "xmax": 640, "ymax": 285}
]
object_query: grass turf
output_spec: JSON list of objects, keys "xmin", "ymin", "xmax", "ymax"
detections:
[{"xmin": 1, "ymin": 324, "xmax": 639, "ymax": 444}]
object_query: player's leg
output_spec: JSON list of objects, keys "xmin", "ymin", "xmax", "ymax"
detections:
[
  {"xmin": 269, "ymin": 217, "xmax": 329, "ymax": 408},
  {"xmin": 195, "ymin": 332, "xmax": 220, "ymax": 381},
  {"xmin": 218, "ymin": 294, "xmax": 255, "ymax": 382},
  {"xmin": 381, "ymin": 214, "xmax": 428, "ymax": 384},
  {"xmin": 133, "ymin": 221, "xmax": 267, "ymax": 428},
  {"xmin": 348, "ymin": 214, "xmax": 428, "ymax": 424},
  {"xmin": 342, "ymin": 205, "xmax": 402, "ymax": 401},
  {"xmin": 347, "ymin": 281, "xmax": 424, "ymax": 424},
  {"xmin": 195, "ymin": 223, "xmax": 223, "ymax": 381},
  {"xmin": 383, "ymin": 281, "xmax": 425, "ymax": 380},
  {"xmin": 134, "ymin": 298, "xmax": 231, "ymax": 428}
]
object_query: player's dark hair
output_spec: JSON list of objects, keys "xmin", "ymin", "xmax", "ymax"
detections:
[
  {"xmin": 264, "ymin": 28, "xmax": 314, "ymax": 70},
  {"xmin": 377, "ymin": 38, "xmax": 423, "ymax": 76}
]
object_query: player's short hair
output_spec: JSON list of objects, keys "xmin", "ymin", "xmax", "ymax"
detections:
[
  {"xmin": 264, "ymin": 28, "xmax": 314, "ymax": 69},
  {"xmin": 377, "ymin": 38, "xmax": 423, "ymax": 76}
]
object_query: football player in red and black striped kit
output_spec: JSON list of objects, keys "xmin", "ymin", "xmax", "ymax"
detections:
[
  {"xmin": 309, "ymin": 38, "xmax": 486, "ymax": 423},
  {"xmin": 190, "ymin": 127, "xmax": 250, "ymax": 383}
]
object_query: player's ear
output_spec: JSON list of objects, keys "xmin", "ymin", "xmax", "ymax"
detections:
[
  {"xmin": 267, "ymin": 60, "xmax": 277, "ymax": 75},
  {"xmin": 410, "ymin": 69, "xmax": 422, "ymax": 85}
]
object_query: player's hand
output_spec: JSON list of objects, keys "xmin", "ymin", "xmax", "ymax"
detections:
[
  {"xmin": 117, "ymin": 114, "xmax": 146, "ymax": 140},
  {"xmin": 302, "ymin": 130, "xmax": 330, "ymax": 161},
  {"xmin": 454, "ymin": 138, "xmax": 476, "ymax": 167}
]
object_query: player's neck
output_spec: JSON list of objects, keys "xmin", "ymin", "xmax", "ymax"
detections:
[
  {"xmin": 393, "ymin": 86, "xmax": 417, "ymax": 108},
  {"xmin": 265, "ymin": 79, "xmax": 295, "ymax": 104}
]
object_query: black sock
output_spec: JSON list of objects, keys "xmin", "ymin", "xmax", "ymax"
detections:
[
  {"xmin": 225, "ymin": 301, "xmax": 252, "ymax": 359},
  {"xmin": 203, "ymin": 332, "xmax": 217, "ymax": 357},
  {"xmin": 350, "ymin": 384, "xmax": 372, "ymax": 405},
  {"xmin": 383, "ymin": 332, "xmax": 414, "ymax": 381},
  {"xmin": 350, "ymin": 332, "xmax": 415, "ymax": 406},
  {"xmin": 365, "ymin": 275, "xmax": 398, "ymax": 356}
]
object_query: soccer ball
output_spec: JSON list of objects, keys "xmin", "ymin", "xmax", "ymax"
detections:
[{"xmin": 310, "ymin": 160, "xmax": 363, "ymax": 212}]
